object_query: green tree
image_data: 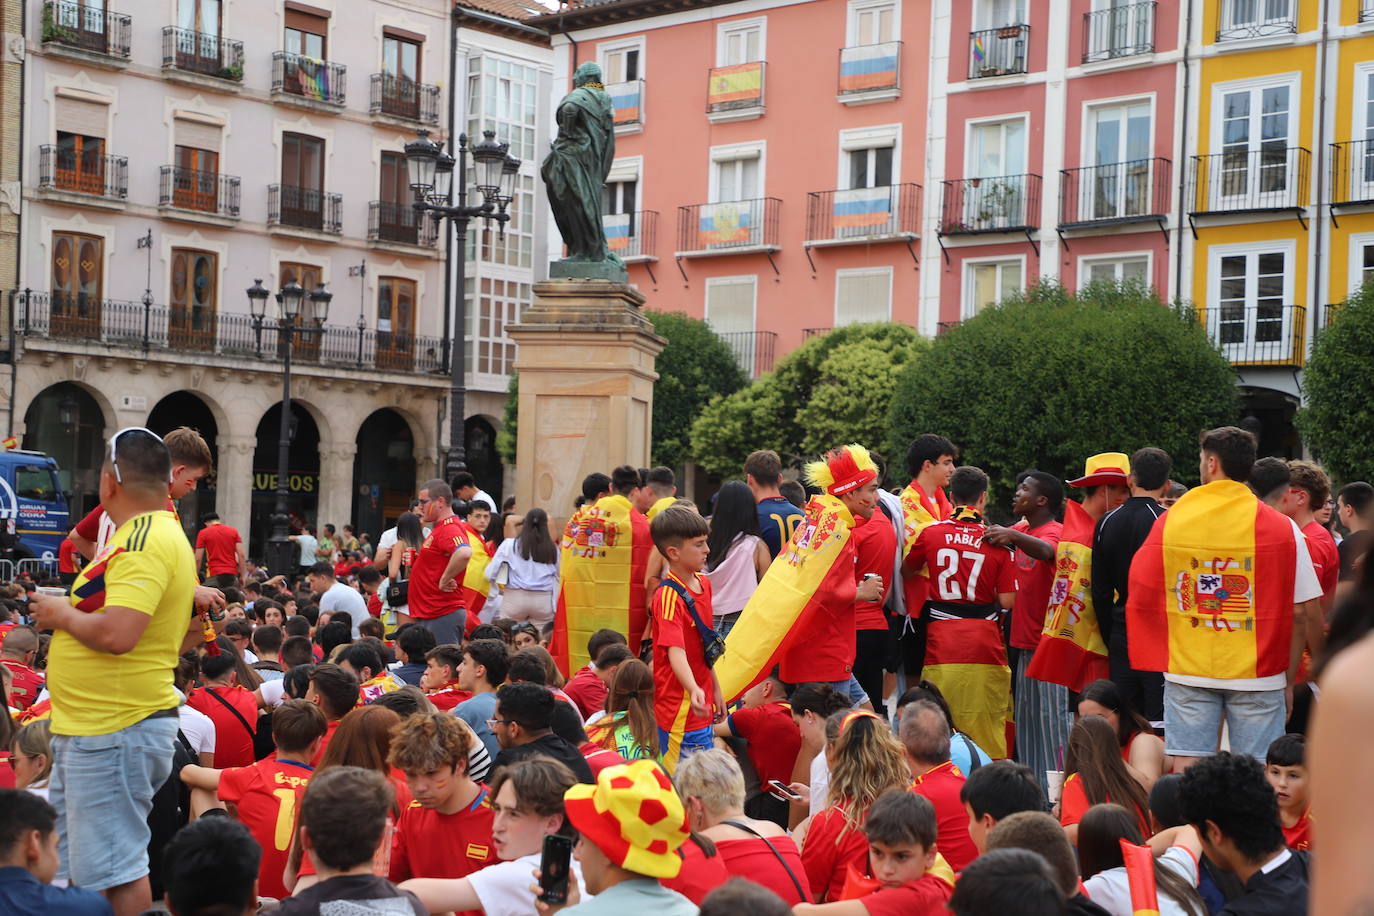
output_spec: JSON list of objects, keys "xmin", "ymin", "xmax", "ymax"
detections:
[
  {"xmin": 495, "ymin": 311, "xmax": 745, "ymax": 468},
  {"xmin": 886, "ymin": 281, "xmax": 1239, "ymax": 500},
  {"xmin": 690, "ymin": 323, "xmax": 927, "ymax": 476},
  {"xmin": 1297, "ymin": 283, "xmax": 1374, "ymax": 483}
]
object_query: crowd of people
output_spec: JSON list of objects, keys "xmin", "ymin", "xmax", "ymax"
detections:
[{"xmin": 1, "ymin": 421, "xmax": 1372, "ymax": 916}]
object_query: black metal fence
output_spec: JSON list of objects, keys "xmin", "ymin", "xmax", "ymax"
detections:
[
  {"xmin": 369, "ymin": 73, "xmax": 440, "ymax": 125},
  {"xmin": 1191, "ymin": 303, "xmax": 1306, "ymax": 367},
  {"xmin": 715, "ymin": 330, "xmax": 777, "ymax": 378},
  {"xmin": 806, "ymin": 183, "xmax": 921, "ymax": 243},
  {"xmin": 158, "ymin": 166, "xmax": 241, "ymax": 218},
  {"xmin": 161, "ymin": 26, "xmax": 243, "ymax": 79},
  {"xmin": 602, "ymin": 209, "xmax": 657, "ymax": 260},
  {"xmin": 1082, "ymin": 2, "xmax": 1155, "ymax": 63},
  {"xmin": 677, "ymin": 198, "xmax": 781, "ymax": 253},
  {"xmin": 42, "ymin": 1, "xmax": 131, "ymax": 58},
  {"xmin": 368, "ymin": 201, "xmax": 438, "ymax": 248},
  {"xmin": 940, "ymin": 174, "xmax": 1041, "ymax": 233},
  {"xmin": 38, "ymin": 145, "xmax": 128, "ymax": 199},
  {"xmin": 1329, "ymin": 139, "xmax": 1374, "ymax": 206},
  {"xmin": 1215, "ymin": 0, "xmax": 1297, "ymax": 41},
  {"xmin": 269, "ymin": 184, "xmax": 343, "ymax": 234},
  {"xmin": 1189, "ymin": 146, "xmax": 1310, "ymax": 214},
  {"xmin": 969, "ymin": 24, "xmax": 1029, "ymax": 79},
  {"xmin": 272, "ymin": 51, "xmax": 346, "ymax": 105},
  {"xmin": 1060, "ymin": 158, "xmax": 1171, "ymax": 226}
]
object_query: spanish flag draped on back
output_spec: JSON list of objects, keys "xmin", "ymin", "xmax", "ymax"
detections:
[
  {"xmin": 1126, "ymin": 479, "xmax": 1297, "ymax": 679},
  {"xmin": 899, "ymin": 481, "xmax": 952, "ymax": 614},
  {"xmin": 456, "ymin": 523, "xmax": 492, "ymax": 622},
  {"xmin": 552, "ymin": 493, "xmax": 651, "ymax": 672},
  {"xmin": 1028, "ymin": 499, "xmax": 1109, "ymax": 690}
]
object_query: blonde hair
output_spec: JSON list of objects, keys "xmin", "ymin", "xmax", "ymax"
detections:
[
  {"xmin": 674, "ymin": 748, "xmax": 746, "ymax": 816},
  {"xmin": 826, "ymin": 712, "xmax": 910, "ymax": 835},
  {"xmin": 13, "ymin": 720, "xmax": 54, "ymax": 788},
  {"xmin": 804, "ymin": 444, "xmax": 878, "ymax": 492}
]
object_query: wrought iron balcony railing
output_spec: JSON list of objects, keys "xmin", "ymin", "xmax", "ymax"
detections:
[
  {"xmin": 1215, "ymin": 0, "xmax": 1297, "ymax": 41},
  {"xmin": 706, "ymin": 61, "xmax": 765, "ymax": 113},
  {"xmin": 1059, "ymin": 158, "xmax": 1171, "ymax": 227},
  {"xmin": 1189, "ymin": 146, "xmax": 1310, "ymax": 214},
  {"xmin": 369, "ymin": 73, "xmax": 439, "ymax": 124},
  {"xmin": 837, "ymin": 41, "xmax": 901, "ymax": 95},
  {"xmin": 368, "ymin": 201, "xmax": 438, "ymax": 248},
  {"xmin": 42, "ymin": 1, "xmax": 131, "ymax": 59},
  {"xmin": 1328, "ymin": 139, "xmax": 1374, "ymax": 206},
  {"xmin": 273, "ymin": 51, "xmax": 346, "ymax": 106},
  {"xmin": 714, "ymin": 330, "xmax": 776, "ymax": 378},
  {"xmin": 1192, "ymin": 303, "xmax": 1306, "ymax": 367},
  {"xmin": 607, "ymin": 79, "xmax": 645, "ymax": 127},
  {"xmin": 806, "ymin": 183, "xmax": 921, "ymax": 243},
  {"xmin": 602, "ymin": 209, "xmax": 657, "ymax": 260},
  {"xmin": 161, "ymin": 26, "xmax": 243, "ymax": 80},
  {"xmin": 969, "ymin": 24, "xmax": 1029, "ymax": 79},
  {"xmin": 677, "ymin": 198, "xmax": 781, "ymax": 254},
  {"xmin": 268, "ymin": 184, "xmax": 342, "ymax": 234},
  {"xmin": 158, "ymin": 166, "xmax": 241, "ymax": 217},
  {"xmin": 38, "ymin": 145, "xmax": 128, "ymax": 199},
  {"xmin": 939, "ymin": 174, "xmax": 1041, "ymax": 234},
  {"xmin": 1082, "ymin": 2, "xmax": 1155, "ymax": 63}
]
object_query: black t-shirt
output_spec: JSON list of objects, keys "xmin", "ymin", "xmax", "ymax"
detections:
[
  {"xmin": 1338, "ymin": 530, "xmax": 1370, "ymax": 581},
  {"xmin": 1218, "ymin": 849, "xmax": 1310, "ymax": 916},
  {"xmin": 273, "ymin": 874, "xmax": 426, "ymax": 916},
  {"xmin": 492, "ymin": 732, "xmax": 595, "ymax": 784}
]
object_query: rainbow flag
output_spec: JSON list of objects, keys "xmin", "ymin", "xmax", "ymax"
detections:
[
  {"xmin": 609, "ymin": 82, "xmax": 642, "ymax": 124},
  {"xmin": 1127, "ymin": 479, "xmax": 1298, "ymax": 680},
  {"xmin": 1121, "ymin": 840, "xmax": 1160, "ymax": 916},
  {"xmin": 1027, "ymin": 500, "xmax": 1109, "ymax": 691},
  {"xmin": 552, "ymin": 494, "xmax": 651, "ymax": 671},
  {"xmin": 716, "ymin": 495, "xmax": 857, "ymax": 702},
  {"xmin": 699, "ymin": 202, "xmax": 753, "ymax": 246},
  {"xmin": 604, "ymin": 212, "xmax": 633, "ymax": 251},
  {"xmin": 899, "ymin": 482, "xmax": 952, "ymax": 616},
  {"xmin": 838, "ymin": 44, "xmax": 899, "ymax": 93},
  {"xmin": 832, "ymin": 187, "xmax": 893, "ymax": 229},
  {"xmin": 708, "ymin": 61, "xmax": 763, "ymax": 107},
  {"xmin": 972, "ymin": 35, "xmax": 987, "ymax": 64}
]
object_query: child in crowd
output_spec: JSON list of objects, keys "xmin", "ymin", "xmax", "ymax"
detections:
[
  {"xmin": 420, "ymin": 644, "xmax": 472, "ymax": 711},
  {"xmin": 648, "ymin": 506, "xmax": 724, "ymax": 772},
  {"xmin": 1266, "ymin": 733, "xmax": 1313, "ymax": 851}
]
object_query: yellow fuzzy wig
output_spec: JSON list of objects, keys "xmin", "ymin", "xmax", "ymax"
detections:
[{"xmin": 804, "ymin": 443, "xmax": 878, "ymax": 493}]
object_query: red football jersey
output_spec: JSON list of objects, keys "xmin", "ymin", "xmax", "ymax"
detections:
[
  {"xmin": 195, "ymin": 524, "xmax": 242, "ymax": 577},
  {"xmin": 217, "ymin": 757, "xmax": 314, "ymax": 900},
  {"xmin": 407, "ymin": 515, "xmax": 469, "ymax": 621},
  {"xmin": 1302, "ymin": 521, "xmax": 1340, "ymax": 602},
  {"xmin": 652, "ymin": 571, "xmax": 715, "ymax": 733},
  {"xmin": 727, "ymin": 701, "xmax": 802, "ymax": 788},
  {"xmin": 188, "ymin": 685, "xmax": 260, "ymax": 768},
  {"xmin": 906, "ymin": 517, "xmax": 1016, "ymax": 611},
  {"xmin": 388, "ymin": 786, "xmax": 499, "ymax": 883},
  {"xmin": 2, "ymin": 659, "xmax": 45, "ymax": 710},
  {"xmin": 1009, "ymin": 519, "xmax": 1063, "ymax": 649},
  {"xmin": 853, "ymin": 513, "xmax": 897, "ymax": 631}
]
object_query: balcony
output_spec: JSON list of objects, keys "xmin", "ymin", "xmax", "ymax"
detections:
[
  {"xmin": 714, "ymin": 330, "xmax": 776, "ymax": 378},
  {"xmin": 368, "ymin": 201, "xmax": 438, "ymax": 249},
  {"xmin": 161, "ymin": 27, "xmax": 243, "ymax": 83},
  {"xmin": 1316, "ymin": 302, "xmax": 1344, "ymax": 335},
  {"xmin": 158, "ymin": 166, "xmax": 241, "ymax": 220},
  {"xmin": 969, "ymin": 24, "xmax": 1029, "ymax": 80},
  {"xmin": 272, "ymin": 51, "xmax": 346, "ymax": 108},
  {"xmin": 1082, "ymin": 2, "xmax": 1155, "ymax": 64},
  {"xmin": 1363, "ymin": 1, "xmax": 1374, "ymax": 24},
  {"xmin": 939, "ymin": 175, "xmax": 1041, "ymax": 235},
  {"xmin": 603, "ymin": 210, "xmax": 657, "ymax": 263},
  {"xmin": 41, "ymin": 1, "xmax": 131, "ymax": 63},
  {"xmin": 706, "ymin": 62, "xmax": 765, "ymax": 122},
  {"xmin": 9, "ymin": 290, "xmax": 447, "ymax": 373},
  {"xmin": 805, "ymin": 183, "xmax": 921, "ymax": 246},
  {"xmin": 369, "ymin": 73, "xmax": 439, "ymax": 125},
  {"xmin": 837, "ymin": 41, "xmax": 901, "ymax": 102},
  {"xmin": 802, "ymin": 327, "xmax": 831, "ymax": 340},
  {"xmin": 38, "ymin": 145, "xmax": 128, "ymax": 201},
  {"xmin": 1328, "ymin": 140, "xmax": 1374, "ymax": 209},
  {"xmin": 676, "ymin": 198, "xmax": 781, "ymax": 257},
  {"xmin": 1188, "ymin": 147, "xmax": 1310, "ymax": 215},
  {"xmin": 1215, "ymin": 0, "xmax": 1297, "ymax": 42},
  {"xmin": 1194, "ymin": 303, "xmax": 1306, "ymax": 368},
  {"xmin": 608, "ymin": 79, "xmax": 645, "ymax": 130},
  {"xmin": 1059, "ymin": 158, "xmax": 1171, "ymax": 228},
  {"xmin": 268, "ymin": 184, "xmax": 342, "ymax": 235}
]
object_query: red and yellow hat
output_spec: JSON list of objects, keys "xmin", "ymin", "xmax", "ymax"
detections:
[
  {"xmin": 1067, "ymin": 452, "xmax": 1130, "ymax": 488},
  {"xmin": 563, "ymin": 759, "xmax": 690, "ymax": 879},
  {"xmin": 804, "ymin": 444, "xmax": 878, "ymax": 496}
]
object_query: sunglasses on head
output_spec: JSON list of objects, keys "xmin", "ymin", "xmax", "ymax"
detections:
[{"xmin": 108, "ymin": 426, "xmax": 171, "ymax": 484}]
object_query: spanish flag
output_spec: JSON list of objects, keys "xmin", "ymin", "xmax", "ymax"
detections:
[
  {"xmin": 899, "ymin": 481, "xmax": 952, "ymax": 614},
  {"xmin": 1121, "ymin": 840, "xmax": 1160, "ymax": 916},
  {"xmin": 552, "ymin": 494, "xmax": 651, "ymax": 672},
  {"xmin": 922, "ymin": 611, "xmax": 1011, "ymax": 758},
  {"xmin": 707, "ymin": 61, "xmax": 763, "ymax": 106},
  {"xmin": 647, "ymin": 496, "xmax": 676, "ymax": 520},
  {"xmin": 1127, "ymin": 479, "xmax": 1298, "ymax": 679},
  {"xmin": 457, "ymin": 524, "xmax": 492, "ymax": 628},
  {"xmin": 0, "ymin": 436, "xmax": 16, "ymax": 450},
  {"xmin": 1027, "ymin": 500, "xmax": 1109, "ymax": 691},
  {"xmin": 716, "ymin": 494, "xmax": 857, "ymax": 702}
]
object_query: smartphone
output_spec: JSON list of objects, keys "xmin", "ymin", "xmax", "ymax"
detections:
[
  {"xmin": 767, "ymin": 779, "xmax": 803, "ymax": 802},
  {"xmin": 538, "ymin": 834, "xmax": 575, "ymax": 904}
]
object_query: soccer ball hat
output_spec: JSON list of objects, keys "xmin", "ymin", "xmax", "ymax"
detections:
[
  {"xmin": 804, "ymin": 443, "xmax": 879, "ymax": 496},
  {"xmin": 562, "ymin": 759, "xmax": 691, "ymax": 879}
]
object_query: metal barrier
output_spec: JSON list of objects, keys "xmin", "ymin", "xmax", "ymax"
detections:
[
  {"xmin": 0, "ymin": 559, "xmax": 15, "ymax": 582},
  {"xmin": 17, "ymin": 557, "xmax": 60, "ymax": 579}
]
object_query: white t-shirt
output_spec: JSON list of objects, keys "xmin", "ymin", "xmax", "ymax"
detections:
[
  {"xmin": 468, "ymin": 851, "xmax": 585, "ymax": 916},
  {"xmin": 295, "ymin": 534, "xmax": 318, "ymax": 568},
  {"xmin": 808, "ymin": 749, "xmax": 830, "ymax": 817},
  {"xmin": 319, "ymin": 581, "xmax": 369, "ymax": 638},
  {"xmin": 258, "ymin": 678, "xmax": 287, "ymax": 708},
  {"xmin": 378, "ymin": 526, "xmax": 399, "ymax": 553},
  {"xmin": 176, "ymin": 689, "xmax": 217, "ymax": 757},
  {"xmin": 1165, "ymin": 517, "xmax": 1324, "ymax": 692},
  {"xmin": 1084, "ymin": 846, "xmax": 1198, "ymax": 916}
]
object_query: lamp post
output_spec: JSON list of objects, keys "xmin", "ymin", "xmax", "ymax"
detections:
[
  {"xmin": 248, "ymin": 278, "xmax": 332, "ymax": 577},
  {"xmin": 404, "ymin": 128, "xmax": 519, "ymax": 484}
]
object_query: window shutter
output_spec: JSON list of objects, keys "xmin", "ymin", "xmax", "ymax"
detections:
[
  {"xmin": 175, "ymin": 118, "xmax": 222, "ymax": 153},
  {"xmin": 705, "ymin": 277, "xmax": 755, "ymax": 333},
  {"xmin": 835, "ymin": 270, "xmax": 892, "ymax": 325},
  {"xmin": 55, "ymin": 97, "xmax": 108, "ymax": 138}
]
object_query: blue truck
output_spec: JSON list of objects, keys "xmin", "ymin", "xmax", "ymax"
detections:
[{"xmin": 0, "ymin": 448, "xmax": 71, "ymax": 563}]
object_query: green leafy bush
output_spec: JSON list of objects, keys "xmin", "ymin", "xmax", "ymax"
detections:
[{"xmin": 1298, "ymin": 283, "xmax": 1374, "ymax": 484}]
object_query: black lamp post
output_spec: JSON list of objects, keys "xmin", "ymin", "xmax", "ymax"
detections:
[
  {"xmin": 404, "ymin": 128, "xmax": 519, "ymax": 485},
  {"xmin": 248, "ymin": 278, "xmax": 332, "ymax": 577}
]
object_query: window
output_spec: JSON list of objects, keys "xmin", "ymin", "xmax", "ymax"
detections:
[
  {"xmin": 466, "ymin": 277, "xmax": 528, "ymax": 380},
  {"xmin": 1085, "ymin": 0, "xmax": 1154, "ymax": 61},
  {"xmin": 52, "ymin": 131, "xmax": 105, "ymax": 195},
  {"xmin": 718, "ymin": 20, "xmax": 764, "ymax": 65},
  {"xmin": 174, "ymin": 145, "xmax": 219, "ymax": 211},
  {"xmin": 380, "ymin": 34, "xmax": 422, "ymax": 118},
  {"xmin": 848, "ymin": 146, "xmax": 894, "ymax": 189},
  {"xmin": 50, "ymin": 232, "xmax": 103, "ymax": 334},
  {"xmin": 603, "ymin": 179, "xmax": 638, "ymax": 240},
  {"xmin": 475, "ymin": 173, "xmax": 535, "ymax": 267},
  {"xmin": 376, "ymin": 276, "xmax": 416, "ymax": 369},
  {"xmin": 969, "ymin": 118, "xmax": 1026, "ymax": 177},
  {"xmin": 1218, "ymin": 0, "xmax": 1294, "ymax": 40},
  {"xmin": 975, "ymin": 0, "xmax": 1027, "ymax": 28},
  {"xmin": 705, "ymin": 276, "xmax": 758, "ymax": 374},
  {"xmin": 835, "ymin": 268, "xmax": 892, "ymax": 324},
  {"xmin": 379, "ymin": 151, "xmax": 407, "ymax": 204},
  {"xmin": 849, "ymin": 0, "xmax": 896, "ymax": 45},
  {"xmin": 1355, "ymin": 68, "xmax": 1374, "ymax": 198},
  {"xmin": 1080, "ymin": 254, "xmax": 1149, "ymax": 286},
  {"xmin": 177, "ymin": 0, "xmax": 222, "ymax": 70},
  {"xmin": 713, "ymin": 153, "xmax": 760, "ymax": 202},
  {"xmin": 280, "ymin": 133, "xmax": 324, "ymax": 227},
  {"xmin": 603, "ymin": 46, "xmax": 640, "ymax": 83},
  {"xmin": 964, "ymin": 258, "xmax": 1021, "ymax": 317},
  {"xmin": 466, "ymin": 55, "xmax": 539, "ymax": 162},
  {"xmin": 285, "ymin": 9, "xmax": 327, "ymax": 57},
  {"xmin": 964, "ymin": 118, "xmax": 1027, "ymax": 227},
  {"xmin": 169, "ymin": 249, "xmax": 217, "ymax": 350},
  {"xmin": 1211, "ymin": 245, "xmax": 1293, "ymax": 360},
  {"xmin": 1215, "ymin": 80, "xmax": 1293, "ymax": 204},
  {"xmin": 13, "ymin": 466, "xmax": 60, "ymax": 503},
  {"xmin": 279, "ymin": 261, "xmax": 322, "ymax": 356},
  {"xmin": 1085, "ymin": 100, "xmax": 1151, "ymax": 220}
]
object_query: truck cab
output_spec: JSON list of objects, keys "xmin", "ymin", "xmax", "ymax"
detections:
[{"xmin": 0, "ymin": 449, "xmax": 71, "ymax": 563}]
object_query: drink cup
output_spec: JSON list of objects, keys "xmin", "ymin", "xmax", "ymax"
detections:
[
  {"xmin": 36, "ymin": 586, "xmax": 67, "ymax": 598},
  {"xmin": 1045, "ymin": 769, "xmax": 1065, "ymax": 805}
]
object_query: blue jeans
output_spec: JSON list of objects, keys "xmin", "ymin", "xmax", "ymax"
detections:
[
  {"xmin": 1163, "ymin": 680, "xmax": 1285, "ymax": 760},
  {"xmin": 51, "ymin": 714, "xmax": 179, "ymax": 890},
  {"xmin": 822, "ymin": 675, "xmax": 871, "ymax": 709}
]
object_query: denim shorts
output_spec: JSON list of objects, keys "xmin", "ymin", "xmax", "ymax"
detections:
[
  {"xmin": 823, "ymin": 675, "xmax": 872, "ymax": 709},
  {"xmin": 51, "ymin": 713, "xmax": 179, "ymax": 890},
  {"xmin": 1163, "ymin": 680, "xmax": 1285, "ymax": 760}
]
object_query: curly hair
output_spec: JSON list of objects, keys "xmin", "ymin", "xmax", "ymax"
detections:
[
  {"xmin": 825, "ymin": 711, "xmax": 910, "ymax": 834},
  {"xmin": 387, "ymin": 710, "xmax": 473, "ymax": 776},
  {"xmin": 1178, "ymin": 751, "xmax": 1284, "ymax": 862}
]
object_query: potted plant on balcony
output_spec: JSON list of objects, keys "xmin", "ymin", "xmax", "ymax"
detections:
[
  {"xmin": 974, "ymin": 180, "xmax": 1021, "ymax": 228},
  {"xmin": 41, "ymin": 4, "xmax": 79, "ymax": 44},
  {"xmin": 219, "ymin": 63, "xmax": 244, "ymax": 81},
  {"xmin": 996, "ymin": 25, "xmax": 1023, "ymax": 38}
]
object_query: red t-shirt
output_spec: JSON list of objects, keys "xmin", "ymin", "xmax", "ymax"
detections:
[
  {"xmin": 728, "ymin": 701, "xmax": 802, "ymax": 788},
  {"xmin": 426, "ymin": 684, "xmax": 473, "ymax": 712},
  {"xmin": 217, "ymin": 757, "xmax": 314, "ymax": 899},
  {"xmin": 905, "ymin": 516, "xmax": 1017, "ymax": 609},
  {"xmin": 1010, "ymin": 519, "xmax": 1064, "ymax": 650},
  {"xmin": 1302, "ymin": 521, "xmax": 1340, "ymax": 602},
  {"xmin": 311, "ymin": 718, "xmax": 340, "ymax": 767},
  {"xmin": 661, "ymin": 836, "xmax": 732, "ymax": 904},
  {"xmin": 717, "ymin": 835, "xmax": 810, "ymax": 905},
  {"xmin": 1283, "ymin": 808, "xmax": 1313, "ymax": 851},
  {"xmin": 75, "ymin": 498, "xmax": 178, "ymax": 542},
  {"xmin": 564, "ymin": 664, "xmax": 609, "ymax": 720},
  {"xmin": 388, "ymin": 786, "xmax": 499, "ymax": 882},
  {"xmin": 580, "ymin": 742, "xmax": 628, "ymax": 779},
  {"xmin": 187, "ymin": 685, "xmax": 260, "ymax": 768},
  {"xmin": 853, "ymin": 513, "xmax": 897, "ymax": 631},
  {"xmin": 1059, "ymin": 773, "xmax": 1149, "ymax": 837},
  {"xmin": 2, "ymin": 659, "xmax": 45, "ymax": 710},
  {"xmin": 58, "ymin": 537, "xmax": 80, "ymax": 574},
  {"xmin": 852, "ymin": 873, "xmax": 953, "ymax": 916},
  {"xmin": 652, "ymin": 571, "xmax": 715, "ymax": 733},
  {"xmin": 801, "ymin": 805, "xmax": 869, "ymax": 903},
  {"xmin": 407, "ymin": 515, "xmax": 469, "ymax": 621},
  {"xmin": 195, "ymin": 523, "xmax": 242, "ymax": 577},
  {"xmin": 910, "ymin": 762, "xmax": 978, "ymax": 872}
]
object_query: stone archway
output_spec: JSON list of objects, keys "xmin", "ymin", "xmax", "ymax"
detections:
[
  {"xmin": 249, "ymin": 402, "xmax": 322, "ymax": 564},
  {"xmin": 22, "ymin": 382, "xmax": 105, "ymax": 519},
  {"xmin": 465, "ymin": 414, "xmax": 503, "ymax": 509},
  {"xmin": 351, "ymin": 408, "xmax": 417, "ymax": 546}
]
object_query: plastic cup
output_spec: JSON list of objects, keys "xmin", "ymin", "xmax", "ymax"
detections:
[
  {"xmin": 36, "ymin": 586, "xmax": 68, "ymax": 598},
  {"xmin": 1045, "ymin": 769, "xmax": 1065, "ymax": 805}
]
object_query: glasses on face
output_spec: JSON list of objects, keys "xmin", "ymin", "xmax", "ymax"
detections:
[
  {"xmin": 486, "ymin": 719, "xmax": 512, "ymax": 730},
  {"xmin": 107, "ymin": 426, "xmax": 167, "ymax": 485}
]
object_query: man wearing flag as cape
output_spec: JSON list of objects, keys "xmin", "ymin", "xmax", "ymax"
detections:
[
  {"xmin": 896, "ymin": 434, "xmax": 957, "ymax": 684},
  {"xmin": 715, "ymin": 444, "xmax": 883, "ymax": 706}
]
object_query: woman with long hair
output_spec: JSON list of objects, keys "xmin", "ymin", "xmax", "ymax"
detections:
[
  {"xmin": 1059, "ymin": 715, "xmax": 1150, "ymax": 844},
  {"xmin": 11, "ymin": 720, "xmax": 53, "ymax": 799},
  {"xmin": 586, "ymin": 658, "xmax": 659, "ymax": 760},
  {"xmin": 788, "ymin": 684, "xmax": 856, "ymax": 821},
  {"xmin": 1077, "ymin": 679, "xmax": 1167, "ymax": 791},
  {"xmin": 1078, "ymin": 803, "xmax": 1206, "ymax": 916},
  {"xmin": 704, "ymin": 481, "xmax": 771, "ymax": 638},
  {"xmin": 488, "ymin": 507, "xmax": 560, "ymax": 628},
  {"xmin": 799, "ymin": 710, "xmax": 911, "ymax": 902},
  {"xmin": 384, "ymin": 511, "xmax": 425, "ymax": 628}
]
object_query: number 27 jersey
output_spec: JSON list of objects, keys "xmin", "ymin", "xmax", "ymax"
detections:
[{"xmin": 906, "ymin": 517, "xmax": 1016, "ymax": 611}]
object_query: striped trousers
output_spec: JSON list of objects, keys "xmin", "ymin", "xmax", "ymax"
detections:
[{"xmin": 1014, "ymin": 648, "xmax": 1074, "ymax": 795}]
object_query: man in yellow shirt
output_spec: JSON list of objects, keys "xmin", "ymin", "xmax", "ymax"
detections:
[{"xmin": 32, "ymin": 427, "xmax": 198, "ymax": 916}]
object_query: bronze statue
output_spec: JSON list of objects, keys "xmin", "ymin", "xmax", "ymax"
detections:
[{"xmin": 541, "ymin": 61, "xmax": 627, "ymax": 282}]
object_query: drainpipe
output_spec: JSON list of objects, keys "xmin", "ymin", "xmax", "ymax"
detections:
[
  {"xmin": 9, "ymin": 0, "xmax": 28, "ymax": 439},
  {"xmin": 1311, "ymin": 0, "xmax": 1330, "ymax": 367},
  {"xmin": 1174, "ymin": 0, "xmax": 1195, "ymax": 306},
  {"xmin": 559, "ymin": 12, "xmax": 579, "ymax": 74}
]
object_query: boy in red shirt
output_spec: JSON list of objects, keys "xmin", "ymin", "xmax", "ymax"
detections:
[
  {"xmin": 188, "ymin": 639, "xmax": 262, "ymax": 768},
  {"xmin": 179, "ymin": 699, "xmax": 327, "ymax": 900},
  {"xmin": 714, "ymin": 666, "xmax": 801, "ymax": 825},
  {"xmin": 1266, "ymin": 733, "xmax": 1313, "ymax": 850},
  {"xmin": 194, "ymin": 514, "xmax": 245, "ymax": 590},
  {"xmin": 420, "ymin": 644, "xmax": 472, "ymax": 711},
  {"xmin": 649, "ymin": 505, "xmax": 725, "ymax": 773},
  {"xmin": 387, "ymin": 710, "xmax": 499, "ymax": 884}
]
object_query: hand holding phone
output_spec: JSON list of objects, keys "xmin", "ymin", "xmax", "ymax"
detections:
[
  {"xmin": 537, "ymin": 834, "xmax": 574, "ymax": 904},
  {"xmin": 767, "ymin": 779, "xmax": 803, "ymax": 802}
]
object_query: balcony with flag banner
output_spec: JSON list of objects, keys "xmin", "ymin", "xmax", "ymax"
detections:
[
  {"xmin": 707, "ymin": 62, "xmax": 765, "ymax": 121},
  {"xmin": 837, "ymin": 41, "xmax": 901, "ymax": 102},
  {"xmin": 805, "ymin": 184, "xmax": 921, "ymax": 246},
  {"xmin": 676, "ymin": 199, "xmax": 780, "ymax": 257},
  {"xmin": 608, "ymin": 79, "xmax": 644, "ymax": 131}
]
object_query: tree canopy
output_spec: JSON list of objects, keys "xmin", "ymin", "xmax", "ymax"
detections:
[{"xmin": 1297, "ymin": 283, "xmax": 1374, "ymax": 484}]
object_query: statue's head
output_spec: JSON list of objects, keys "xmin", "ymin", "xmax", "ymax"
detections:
[{"xmin": 573, "ymin": 62, "xmax": 603, "ymax": 87}]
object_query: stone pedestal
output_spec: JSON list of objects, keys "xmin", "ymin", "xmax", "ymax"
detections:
[{"xmin": 508, "ymin": 279, "xmax": 665, "ymax": 530}]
